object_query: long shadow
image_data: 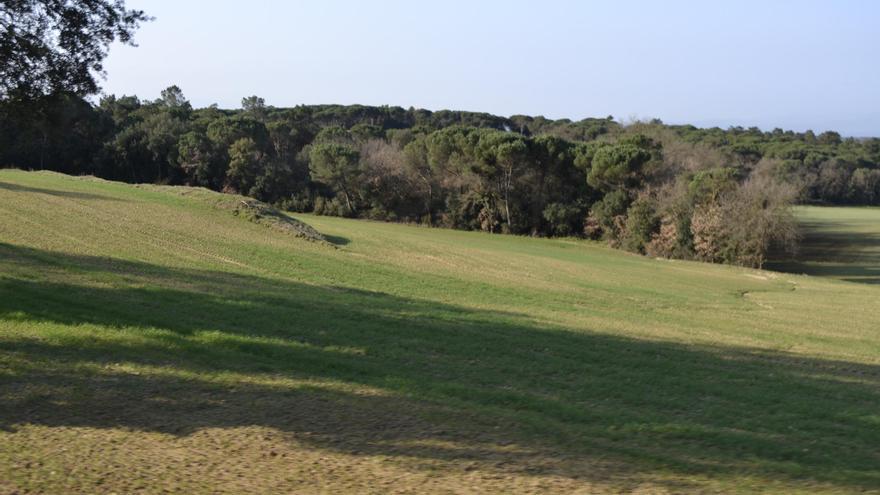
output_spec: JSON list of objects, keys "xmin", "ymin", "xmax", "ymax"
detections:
[
  {"xmin": 1, "ymin": 243, "xmax": 879, "ymax": 490},
  {"xmin": 766, "ymin": 221, "xmax": 880, "ymax": 284},
  {"xmin": 324, "ymin": 234, "xmax": 351, "ymax": 246},
  {"xmin": 0, "ymin": 181, "xmax": 121, "ymax": 201}
]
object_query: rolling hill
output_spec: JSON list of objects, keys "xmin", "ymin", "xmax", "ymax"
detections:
[{"xmin": 1, "ymin": 170, "xmax": 879, "ymax": 494}]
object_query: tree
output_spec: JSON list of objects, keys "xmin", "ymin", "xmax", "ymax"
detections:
[
  {"xmin": 691, "ymin": 176, "xmax": 798, "ymax": 267},
  {"xmin": 226, "ymin": 137, "xmax": 265, "ymax": 195},
  {"xmin": 99, "ymin": 93, "xmax": 141, "ymax": 127},
  {"xmin": 141, "ymin": 109, "xmax": 187, "ymax": 182},
  {"xmin": 309, "ymin": 143, "xmax": 361, "ymax": 214},
  {"xmin": 849, "ymin": 168, "xmax": 880, "ymax": 204},
  {"xmin": 687, "ymin": 168, "xmax": 738, "ymax": 204},
  {"xmin": 1, "ymin": 0, "xmax": 150, "ymax": 98},
  {"xmin": 241, "ymin": 95, "xmax": 267, "ymax": 122},
  {"xmin": 477, "ymin": 131, "xmax": 529, "ymax": 231},
  {"xmin": 542, "ymin": 202, "xmax": 583, "ymax": 236},
  {"xmin": 350, "ymin": 123, "xmax": 383, "ymax": 141},
  {"xmin": 177, "ymin": 131, "xmax": 213, "ymax": 186},
  {"xmin": 588, "ymin": 189, "xmax": 630, "ymax": 240},
  {"xmin": 403, "ymin": 135, "xmax": 438, "ymax": 221},
  {"xmin": 313, "ymin": 125, "xmax": 352, "ymax": 145},
  {"xmin": 205, "ymin": 115, "xmax": 269, "ymax": 183},
  {"xmin": 587, "ymin": 143, "xmax": 652, "ymax": 192},
  {"xmin": 621, "ymin": 197, "xmax": 659, "ymax": 253},
  {"xmin": 530, "ymin": 136, "xmax": 578, "ymax": 229},
  {"xmin": 817, "ymin": 131, "xmax": 842, "ymax": 146},
  {"xmin": 159, "ymin": 85, "xmax": 191, "ymax": 116},
  {"xmin": 815, "ymin": 160, "xmax": 853, "ymax": 202},
  {"xmin": 266, "ymin": 121, "xmax": 292, "ymax": 162}
]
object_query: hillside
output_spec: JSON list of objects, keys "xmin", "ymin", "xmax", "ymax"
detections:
[{"xmin": 1, "ymin": 170, "xmax": 879, "ymax": 494}]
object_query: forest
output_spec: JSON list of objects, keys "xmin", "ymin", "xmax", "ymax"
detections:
[{"xmin": 2, "ymin": 88, "xmax": 880, "ymax": 267}]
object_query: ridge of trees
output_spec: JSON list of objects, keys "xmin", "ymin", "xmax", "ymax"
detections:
[{"xmin": 3, "ymin": 89, "xmax": 879, "ymax": 267}]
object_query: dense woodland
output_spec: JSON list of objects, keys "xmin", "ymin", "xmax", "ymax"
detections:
[{"xmin": 2, "ymin": 88, "xmax": 880, "ymax": 267}]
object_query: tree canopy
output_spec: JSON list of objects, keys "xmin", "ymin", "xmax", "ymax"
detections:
[{"xmin": 0, "ymin": 0, "xmax": 149, "ymax": 98}]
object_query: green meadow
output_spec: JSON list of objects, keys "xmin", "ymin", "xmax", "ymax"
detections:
[
  {"xmin": 1, "ymin": 170, "xmax": 879, "ymax": 494},
  {"xmin": 766, "ymin": 205, "xmax": 880, "ymax": 285}
]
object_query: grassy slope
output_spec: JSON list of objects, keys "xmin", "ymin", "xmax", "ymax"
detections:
[
  {"xmin": 766, "ymin": 205, "xmax": 880, "ymax": 285},
  {"xmin": 0, "ymin": 170, "xmax": 879, "ymax": 494}
]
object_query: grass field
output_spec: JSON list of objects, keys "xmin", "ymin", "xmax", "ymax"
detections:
[
  {"xmin": 766, "ymin": 205, "xmax": 880, "ymax": 285},
  {"xmin": 1, "ymin": 170, "xmax": 879, "ymax": 494}
]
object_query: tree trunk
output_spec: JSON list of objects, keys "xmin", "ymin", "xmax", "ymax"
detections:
[
  {"xmin": 503, "ymin": 169, "xmax": 513, "ymax": 229},
  {"xmin": 341, "ymin": 184, "xmax": 355, "ymax": 215}
]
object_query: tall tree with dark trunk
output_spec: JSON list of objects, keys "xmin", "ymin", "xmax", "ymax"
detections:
[{"xmin": 309, "ymin": 143, "xmax": 361, "ymax": 214}]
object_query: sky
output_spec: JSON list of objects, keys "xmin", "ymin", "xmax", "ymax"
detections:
[{"xmin": 102, "ymin": 0, "xmax": 880, "ymax": 136}]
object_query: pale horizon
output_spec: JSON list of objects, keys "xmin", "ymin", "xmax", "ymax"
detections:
[{"xmin": 101, "ymin": 0, "xmax": 880, "ymax": 136}]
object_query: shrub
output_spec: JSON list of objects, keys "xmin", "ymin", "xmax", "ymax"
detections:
[
  {"xmin": 690, "ymin": 176, "xmax": 798, "ymax": 267},
  {"xmin": 691, "ymin": 203, "xmax": 729, "ymax": 263},
  {"xmin": 621, "ymin": 198, "xmax": 660, "ymax": 254},
  {"xmin": 542, "ymin": 202, "xmax": 584, "ymax": 237},
  {"xmin": 645, "ymin": 215, "xmax": 680, "ymax": 258},
  {"xmin": 588, "ymin": 190, "xmax": 630, "ymax": 241}
]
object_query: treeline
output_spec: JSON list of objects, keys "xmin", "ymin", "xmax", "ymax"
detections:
[
  {"xmin": 665, "ymin": 124, "xmax": 880, "ymax": 205},
  {"xmin": 2, "ymin": 87, "xmax": 880, "ymax": 267}
]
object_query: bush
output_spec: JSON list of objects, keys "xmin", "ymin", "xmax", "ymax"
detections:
[
  {"xmin": 542, "ymin": 202, "xmax": 584, "ymax": 237},
  {"xmin": 691, "ymin": 203, "xmax": 730, "ymax": 263},
  {"xmin": 645, "ymin": 215, "xmax": 680, "ymax": 258},
  {"xmin": 313, "ymin": 196, "xmax": 353, "ymax": 217},
  {"xmin": 690, "ymin": 177, "xmax": 798, "ymax": 267},
  {"xmin": 849, "ymin": 168, "xmax": 880, "ymax": 204},
  {"xmin": 279, "ymin": 190, "xmax": 314, "ymax": 213},
  {"xmin": 621, "ymin": 198, "xmax": 660, "ymax": 254},
  {"xmin": 588, "ymin": 190, "xmax": 630, "ymax": 241}
]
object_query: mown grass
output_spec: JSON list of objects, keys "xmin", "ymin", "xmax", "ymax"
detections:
[
  {"xmin": 1, "ymin": 170, "xmax": 879, "ymax": 494},
  {"xmin": 766, "ymin": 205, "xmax": 880, "ymax": 285}
]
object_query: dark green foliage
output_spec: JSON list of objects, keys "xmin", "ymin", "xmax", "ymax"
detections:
[
  {"xmin": 688, "ymin": 168, "xmax": 739, "ymax": 204},
  {"xmin": 622, "ymin": 198, "xmax": 660, "ymax": 254},
  {"xmin": 177, "ymin": 131, "xmax": 215, "ymax": 186},
  {"xmin": 226, "ymin": 137, "xmax": 265, "ymax": 195},
  {"xmin": 586, "ymin": 142, "xmax": 652, "ymax": 191},
  {"xmin": 0, "ymin": 92, "xmax": 106, "ymax": 173},
  {"xmin": 589, "ymin": 190, "xmax": 631, "ymax": 240},
  {"xmin": 542, "ymin": 202, "xmax": 585, "ymax": 237},
  {"xmin": 308, "ymin": 143, "xmax": 361, "ymax": 214},
  {"xmin": 2, "ymin": 88, "xmax": 879, "ymax": 266},
  {"xmin": 848, "ymin": 168, "xmax": 880, "ymax": 204},
  {"xmin": 241, "ymin": 95, "xmax": 267, "ymax": 122},
  {"xmin": 0, "ymin": 0, "xmax": 150, "ymax": 98},
  {"xmin": 350, "ymin": 123, "xmax": 384, "ymax": 141},
  {"xmin": 314, "ymin": 125, "xmax": 353, "ymax": 145}
]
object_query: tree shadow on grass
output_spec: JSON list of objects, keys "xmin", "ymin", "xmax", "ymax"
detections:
[
  {"xmin": 766, "ymin": 221, "xmax": 880, "ymax": 284},
  {"xmin": 0, "ymin": 181, "xmax": 121, "ymax": 201},
  {"xmin": 323, "ymin": 234, "xmax": 351, "ymax": 246},
  {"xmin": 1, "ymin": 243, "xmax": 879, "ymax": 491}
]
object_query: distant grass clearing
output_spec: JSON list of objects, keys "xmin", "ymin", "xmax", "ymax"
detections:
[{"xmin": 766, "ymin": 206, "xmax": 880, "ymax": 285}]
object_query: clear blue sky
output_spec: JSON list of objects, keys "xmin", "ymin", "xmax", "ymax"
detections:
[{"xmin": 102, "ymin": 0, "xmax": 880, "ymax": 136}]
